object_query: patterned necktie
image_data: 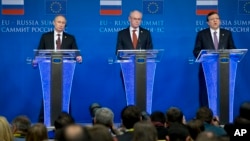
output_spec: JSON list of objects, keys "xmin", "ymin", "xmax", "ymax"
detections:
[
  {"xmin": 56, "ymin": 34, "xmax": 61, "ymax": 49},
  {"xmin": 213, "ymin": 31, "xmax": 219, "ymax": 50},
  {"xmin": 132, "ymin": 30, "xmax": 138, "ymax": 49}
]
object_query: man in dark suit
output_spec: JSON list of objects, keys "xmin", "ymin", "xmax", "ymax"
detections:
[
  {"xmin": 36, "ymin": 15, "xmax": 82, "ymax": 123},
  {"xmin": 37, "ymin": 15, "xmax": 82, "ymax": 62},
  {"xmin": 116, "ymin": 10, "xmax": 153, "ymax": 53},
  {"xmin": 193, "ymin": 11, "xmax": 236, "ymax": 107}
]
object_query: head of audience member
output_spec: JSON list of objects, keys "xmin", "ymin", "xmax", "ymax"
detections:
[
  {"xmin": 54, "ymin": 112, "xmax": 75, "ymax": 130},
  {"xmin": 11, "ymin": 115, "xmax": 31, "ymax": 138},
  {"xmin": 206, "ymin": 11, "xmax": 221, "ymax": 30},
  {"xmin": 150, "ymin": 111, "xmax": 168, "ymax": 140},
  {"xmin": 94, "ymin": 107, "xmax": 114, "ymax": 127},
  {"xmin": 94, "ymin": 107, "xmax": 122, "ymax": 135},
  {"xmin": 186, "ymin": 119, "xmax": 205, "ymax": 140},
  {"xmin": 132, "ymin": 120, "xmax": 158, "ymax": 141},
  {"xmin": 150, "ymin": 111, "xmax": 166, "ymax": 127},
  {"xmin": 166, "ymin": 107, "xmax": 184, "ymax": 126},
  {"xmin": 25, "ymin": 123, "xmax": 48, "ymax": 141},
  {"xmin": 234, "ymin": 101, "xmax": 250, "ymax": 125},
  {"xmin": 196, "ymin": 107, "xmax": 214, "ymax": 124},
  {"xmin": 0, "ymin": 116, "xmax": 14, "ymax": 141},
  {"xmin": 54, "ymin": 112, "xmax": 75, "ymax": 140},
  {"xmin": 53, "ymin": 15, "xmax": 66, "ymax": 33},
  {"xmin": 166, "ymin": 123, "xmax": 191, "ymax": 141},
  {"xmin": 128, "ymin": 10, "xmax": 142, "ymax": 29},
  {"xmin": 196, "ymin": 131, "xmax": 218, "ymax": 141},
  {"xmin": 120, "ymin": 105, "xmax": 142, "ymax": 129},
  {"xmin": 87, "ymin": 124, "xmax": 114, "ymax": 141},
  {"xmin": 60, "ymin": 124, "xmax": 89, "ymax": 141}
]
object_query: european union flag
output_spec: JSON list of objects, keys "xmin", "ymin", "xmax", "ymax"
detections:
[
  {"xmin": 238, "ymin": 0, "xmax": 250, "ymax": 14},
  {"xmin": 45, "ymin": 0, "xmax": 67, "ymax": 15},
  {"xmin": 143, "ymin": 0, "xmax": 163, "ymax": 15}
]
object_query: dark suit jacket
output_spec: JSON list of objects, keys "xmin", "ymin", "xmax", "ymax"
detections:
[
  {"xmin": 193, "ymin": 28, "xmax": 236, "ymax": 58},
  {"xmin": 116, "ymin": 131, "xmax": 133, "ymax": 141},
  {"xmin": 38, "ymin": 31, "xmax": 79, "ymax": 50},
  {"xmin": 116, "ymin": 27, "xmax": 153, "ymax": 54}
]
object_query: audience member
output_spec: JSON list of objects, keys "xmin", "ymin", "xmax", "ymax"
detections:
[
  {"xmin": 94, "ymin": 107, "xmax": 122, "ymax": 136},
  {"xmin": 166, "ymin": 107, "xmax": 185, "ymax": 126},
  {"xmin": 166, "ymin": 123, "xmax": 191, "ymax": 141},
  {"xmin": 186, "ymin": 119, "xmax": 204, "ymax": 140},
  {"xmin": 11, "ymin": 115, "xmax": 31, "ymax": 141},
  {"xmin": 25, "ymin": 123, "xmax": 48, "ymax": 141},
  {"xmin": 60, "ymin": 124, "xmax": 89, "ymax": 141},
  {"xmin": 150, "ymin": 111, "xmax": 168, "ymax": 140},
  {"xmin": 53, "ymin": 112, "xmax": 75, "ymax": 140},
  {"xmin": 196, "ymin": 107, "xmax": 227, "ymax": 136},
  {"xmin": 87, "ymin": 124, "xmax": 115, "ymax": 141},
  {"xmin": 224, "ymin": 102, "xmax": 250, "ymax": 141},
  {"xmin": 0, "ymin": 116, "xmax": 14, "ymax": 141},
  {"xmin": 132, "ymin": 120, "xmax": 158, "ymax": 141},
  {"xmin": 196, "ymin": 131, "xmax": 217, "ymax": 141},
  {"xmin": 116, "ymin": 105, "xmax": 142, "ymax": 141}
]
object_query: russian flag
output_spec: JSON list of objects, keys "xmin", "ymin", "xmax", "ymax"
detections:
[
  {"xmin": 100, "ymin": 0, "xmax": 122, "ymax": 15},
  {"xmin": 1, "ymin": 0, "xmax": 24, "ymax": 15},
  {"xmin": 196, "ymin": 0, "xmax": 218, "ymax": 15}
]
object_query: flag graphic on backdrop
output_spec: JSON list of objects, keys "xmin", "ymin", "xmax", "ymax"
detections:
[
  {"xmin": 143, "ymin": 0, "xmax": 163, "ymax": 15},
  {"xmin": 45, "ymin": 0, "xmax": 67, "ymax": 15},
  {"xmin": 1, "ymin": 0, "xmax": 24, "ymax": 15},
  {"xmin": 196, "ymin": 0, "xmax": 218, "ymax": 15},
  {"xmin": 238, "ymin": 0, "xmax": 250, "ymax": 14},
  {"xmin": 100, "ymin": 0, "xmax": 122, "ymax": 15}
]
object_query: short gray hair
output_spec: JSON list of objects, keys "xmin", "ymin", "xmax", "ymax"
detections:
[{"xmin": 94, "ymin": 107, "xmax": 114, "ymax": 127}]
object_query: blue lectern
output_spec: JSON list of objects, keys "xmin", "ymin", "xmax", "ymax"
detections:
[
  {"xmin": 196, "ymin": 49, "xmax": 248, "ymax": 124},
  {"xmin": 34, "ymin": 49, "xmax": 80, "ymax": 127},
  {"xmin": 116, "ymin": 49, "xmax": 164, "ymax": 114}
]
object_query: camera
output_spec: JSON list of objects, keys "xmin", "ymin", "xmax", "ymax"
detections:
[{"xmin": 89, "ymin": 103, "xmax": 102, "ymax": 118}]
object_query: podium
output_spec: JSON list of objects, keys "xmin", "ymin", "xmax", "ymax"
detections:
[
  {"xmin": 196, "ymin": 49, "xmax": 248, "ymax": 124},
  {"xmin": 34, "ymin": 49, "xmax": 80, "ymax": 127},
  {"xmin": 116, "ymin": 49, "xmax": 164, "ymax": 113}
]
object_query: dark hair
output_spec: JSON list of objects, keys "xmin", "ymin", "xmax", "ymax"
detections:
[
  {"xmin": 132, "ymin": 121, "xmax": 157, "ymax": 141},
  {"xmin": 206, "ymin": 11, "xmax": 219, "ymax": 21},
  {"xmin": 167, "ymin": 123, "xmax": 190, "ymax": 141},
  {"xmin": 89, "ymin": 103, "xmax": 102, "ymax": 118},
  {"xmin": 196, "ymin": 107, "xmax": 213, "ymax": 123},
  {"xmin": 239, "ymin": 102, "xmax": 250, "ymax": 120},
  {"xmin": 12, "ymin": 115, "xmax": 31, "ymax": 134},
  {"xmin": 87, "ymin": 124, "xmax": 113, "ymax": 141},
  {"xmin": 54, "ymin": 112, "xmax": 75, "ymax": 129},
  {"xmin": 150, "ymin": 111, "xmax": 166, "ymax": 124},
  {"xmin": 186, "ymin": 119, "xmax": 205, "ymax": 140},
  {"xmin": 121, "ymin": 105, "xmax": 141, "ymax": 129},
  {"xmin": 166, "ymin": 107, "xmax": 183, "ymax": 124}
]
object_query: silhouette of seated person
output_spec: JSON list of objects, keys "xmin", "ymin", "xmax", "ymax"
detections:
[{"xmin": 150, "ymin": 111, "xmax": 168, "ymax": 140}]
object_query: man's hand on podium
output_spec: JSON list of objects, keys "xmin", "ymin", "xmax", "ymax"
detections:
[{"xmin": 76, "ymin": 56, "xmax": 82, "ymax": 63}]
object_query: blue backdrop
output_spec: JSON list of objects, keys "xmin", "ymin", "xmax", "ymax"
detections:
[{"xmin": 0, "ymin": 0, "xmax": 250, "ymax": 123}]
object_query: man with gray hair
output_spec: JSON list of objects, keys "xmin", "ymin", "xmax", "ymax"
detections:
[{"xmin": 94, "ymin": 107, "xmax": 122, "ymax": 136}]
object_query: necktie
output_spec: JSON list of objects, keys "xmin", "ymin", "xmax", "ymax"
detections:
[
  {"xmin": 213, "ymin": 31, "xmax": 219, "ymax": 50},
  {"xmin": 132, "ymin": 30, "xmax": 138, "ymax": 49},
  {"xmin": 56, "ymin": 34, "xmax": 61, "ymax": 49}
]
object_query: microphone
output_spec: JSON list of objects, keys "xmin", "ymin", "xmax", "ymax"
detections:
[{"xmin": 138, "ymin": 38, "xmax": 142, "ymax": 50}]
